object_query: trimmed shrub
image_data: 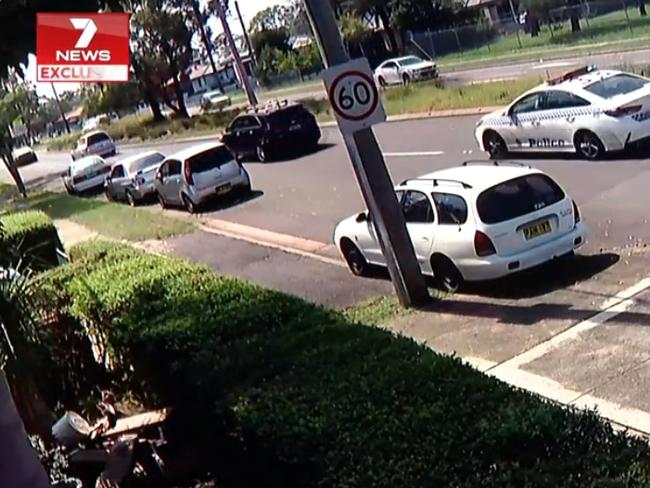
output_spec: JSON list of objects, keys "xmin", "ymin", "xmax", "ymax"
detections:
[
  {"xmin": 0, "ymin": 211, "xmax": 63, "ymax": 270},
  {"xmin": 37, "ymin": 240, "xmax": 650, "ymax": 487}
]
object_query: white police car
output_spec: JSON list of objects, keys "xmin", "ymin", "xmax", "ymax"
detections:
[
  {"xmin": 475, "ymin": 66, "xmax": 650, "ymax": 160},
  {"xmin": 334, "ymin": 162, "xmax": 586, "ymax": 290}
]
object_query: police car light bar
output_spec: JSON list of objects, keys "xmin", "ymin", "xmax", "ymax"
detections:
[{"xmin": 547, "ymin": 64, "xmax": 597, "ymax": 85}]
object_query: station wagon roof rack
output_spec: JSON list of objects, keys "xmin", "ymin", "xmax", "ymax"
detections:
[
  {"xmin": 400, "ymin": 177, "xmax": 472, "ymax": 189},
  {"xmin": 462, "ymin": 160, "xmax": 531, "ymax": 169},
  {"xmin": 546, "ymin": 64, "xmax": 597, "ymax": 85},
  {"xmin": 253, "ymin": 98, "xmax": 291, "ymax": 113}
]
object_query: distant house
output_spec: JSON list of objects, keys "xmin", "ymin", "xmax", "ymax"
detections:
[
  {"xmin": 466, "ymin": 0, "xmax": 518, "ymax": 26},
  {"xmin": 188, "ymin": 62, "xmax": 238, "ymax": 94}
]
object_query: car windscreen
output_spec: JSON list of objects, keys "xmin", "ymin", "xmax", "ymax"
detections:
[
  {"xmin": 476, "ymin": 174, "xmax": 565, "ymax": 224},
  {"xmin": 188, "ymin": 146, "xmax": 233, "ymax": 173},
  {"xmin": 584, "ymin": 74, "xmax": 649, "ymax": 99},
  {"xmin": 398, "ymin": 56, "xmax": 423, "ymax": 66},
  {"xmin": 128, "ymin": 153, "xmax": 165, "ymax": 174},
  {"xmin": 87, "ymin": 133, "xmax": 109, "ymax": 144}
]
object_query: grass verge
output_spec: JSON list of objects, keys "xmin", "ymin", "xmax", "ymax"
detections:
[{"xmin": 2, "ymin": 187, "xmax": 192, "ymax": 241}]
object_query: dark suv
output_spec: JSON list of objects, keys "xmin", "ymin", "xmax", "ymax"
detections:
[{"xmin": 222, "ymin": 102, "xmax": 321, "ymax": 162}]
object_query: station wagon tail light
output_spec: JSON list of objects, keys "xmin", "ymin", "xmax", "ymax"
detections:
[
  {"xmin": 572, "ymin": 200, "xmax": 581, "ymax": 226},
  {"xmin": 183, "ymin": 163, "xmax": 194, "ymax": 185},
  {"xmin": 474, "ymin": 231, "xmax": 496, "ymax": 257},
  {"xmin": 605, "ymin": 105, "xmax": 641, "ymax": 117}
]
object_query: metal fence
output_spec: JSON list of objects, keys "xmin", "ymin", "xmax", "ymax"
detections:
[{"xmin": 408, "ymin": 0, "xmax": 648, "ymax": 61}]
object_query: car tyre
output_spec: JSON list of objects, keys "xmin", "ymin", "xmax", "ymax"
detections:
[
  {"xmin": 378, "ymin": 76, "xmax": 387, "ymax": 89},
  {"xmin": 182, "ymin": 193, "xmax": 198, "ymax": 214},
  {"xmin": 574, "ymin": 130, "xmax": 605, "ymax": 160},
  {"xmin": 256, "ymin": 144, "xmax": 272, "ymax": 163},
  {"xmin": 340, "ymin": 238, "xmax": 368, "ymax": 277},
  {"xmin": 483, "ymin": 130, "xmax": 508, "ymax": 159},
  {"xmin": 430, "ymin": 255, "xmax": 463, "ymax": 293},
  {"xmin": 402, "ymin": 73, "xmax": 411, "ymax": 86},
  {"xmin": 157, "ymin": 192, "xmax": 168, "ymax": 209},
  {"xmin": 126, "ymin": 190, "xmax": 137, "ymax": 207}
]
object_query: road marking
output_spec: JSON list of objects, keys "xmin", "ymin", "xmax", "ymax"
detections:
[
  {"xmin": 487, "ymin": 277, "xmax": 650, "ymax": 373},
  {"xmin": 532, "ymin": 61, "xmax": 572, "ymax": 70},
  {"xmin": 197, "ymin": 220, "xmax": 346, "ymax": 268},
  {"xmin": 383, "ymin": 151, "xmax": 444, "ymax": 157}
]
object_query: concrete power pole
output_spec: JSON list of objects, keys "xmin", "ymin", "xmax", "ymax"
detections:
[
  {"xmin": 50, "ymin": 82, "xmax": 71, "ymax": 134},
  {"xmin": 214, "ymin": 0, "xmax": 258, "ymax": 107},
  {"xmin": 302, "ymin": 0, "xmax": 430, "ymax": 307},
  {"xmin": 234, "ymin": 0, "xmax": 257, "ymax": 68}
]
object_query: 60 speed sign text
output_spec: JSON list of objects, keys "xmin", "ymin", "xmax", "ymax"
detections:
[{"xmin": 323, "ymin": 58, "xmax": 386, "ymax": 134}]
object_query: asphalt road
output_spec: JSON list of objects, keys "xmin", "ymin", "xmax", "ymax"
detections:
[{"xmin": 9, "ymin": 114, "xmax": 650, "ymax": 255}]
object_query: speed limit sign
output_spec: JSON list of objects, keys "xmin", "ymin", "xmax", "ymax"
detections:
[{"xmin": 323, "ymin": 58, "xmax": 386, "ymax": 135}]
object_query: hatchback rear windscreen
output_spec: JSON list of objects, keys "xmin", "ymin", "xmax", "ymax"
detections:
[
  {"xmin": 477, "ymin": 174, "xmax": 565, "ymax": 224},
  {"xmin": 584, "ymin": 74, "xmax": 649, "ymax": 99},
  {"xmin": 87, "ymin": 133, "xmax": 109, "ymax": 144},
  {"xmin": 188, "ymin": 147, "xmax": 233, "ymax": 173}
]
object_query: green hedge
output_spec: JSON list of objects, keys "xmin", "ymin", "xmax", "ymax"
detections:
[
  {"xmin": 0, "ymin": 211, "xmax": 63, "ymax": 270},
  {"xmin": 38, "ymin": 240, "xmax": 650, "ymax": 487}
]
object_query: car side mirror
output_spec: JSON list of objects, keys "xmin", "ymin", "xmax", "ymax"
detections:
[{"xmin": 356, "ymin": 212, "xmax": 368, "ymax": 223}]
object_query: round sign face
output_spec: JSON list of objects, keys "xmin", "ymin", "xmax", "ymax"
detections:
[{"xmin": 327, "ymin": 70, "xmax": 379, "ymax": 122}]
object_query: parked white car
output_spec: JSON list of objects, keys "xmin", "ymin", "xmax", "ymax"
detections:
[
  {"xmin": 12, "ymin": 146, "xmax": 37, "ymax": 166},
  {"xmin": 200, "ymin": 90, "xmax": 231, "ymax": 111},
  {"xmin": 71, "ymin": 130, "xmax": 116, "ymax": 161},
  {"xmin": 373, "ymin": 55, "xmax": 438, "ymax": 88},
  {"xmin": 334, "ymin": 162, "xmax": 587, "ymax": 290},
  {"xmin": 475, "ymin": 65, "xmax": 650, "ymax": 160},
  {"xmin": 62, "ymin": 155, "xmax": 111, "ymax": 194},
  {"xmin": 154, "ymin": 142, "xmax": 251, "ymax": 213}
]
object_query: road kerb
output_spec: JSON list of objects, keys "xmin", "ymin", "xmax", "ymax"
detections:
[{"xmin": 198, "ymin": 219, "xmax": 345, "ymax": 268}]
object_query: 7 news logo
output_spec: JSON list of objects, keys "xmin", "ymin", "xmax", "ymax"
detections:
[{"xmin": 37, "ymin": 13, "xmax": 129, "ymax": 82}]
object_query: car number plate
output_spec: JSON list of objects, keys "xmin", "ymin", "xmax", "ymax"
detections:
[
  {"xmin": 523, "ymin": 220, "xmax": 551, "ymax": 240},
  {"xmin": 216, "ymin": 183, "xmax": 231, "ymax": 195}
]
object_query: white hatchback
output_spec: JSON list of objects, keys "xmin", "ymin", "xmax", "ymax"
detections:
[
  {"xmin": 334, "ymin": 162, "xmax": 587, "ymax": 290},
  {"xmin": 62, "ymin": 155, "xmax": 112, "ymax": 194},
  {"xmin": 71, "ymin": 130, "xmax": 116, "ymax": 161}
]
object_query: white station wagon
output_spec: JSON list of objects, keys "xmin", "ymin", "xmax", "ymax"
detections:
[{"xmin": 334, "ymin": 162, "xmax": 587, "ymax": 290}]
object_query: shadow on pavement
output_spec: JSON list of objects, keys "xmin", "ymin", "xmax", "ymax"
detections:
[
  {"xmin": 196, "ymin": 189, "xmax": 264, "ymax": 214},
  {"xmin": 360, "ymin": 252, "xmax": 620, "ymax": 300},
  {"xmin": 419, "ymin": 295, "xmax": 650, "ymax": 327},
  {"xmin": 25, "ymin": 172, "xmax": 66, "ymax": 192},
  {"xmin": 462, "ymin": 252, "xmax": 620, "ymax": 299},
  {"xmin": 246, "ymin": 143, "xmax": 336, "ymax": 164}
]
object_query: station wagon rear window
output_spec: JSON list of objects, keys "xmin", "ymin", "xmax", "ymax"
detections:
[
  {"xmin": 188, "ymin": 147, "xmax": 233, "ymax": 173},
  {"xmin": 477, "ymin": 174, "xmax": 565, "ymax": 224},
  {"xmin": 87, "ymin": 133, "xmax": 110, "ymax": 144},
  {"xmin": 584, "ymin": 74, "xmax": 649, "ymax": 99}
]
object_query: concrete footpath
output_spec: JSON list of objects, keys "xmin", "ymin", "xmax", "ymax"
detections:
[{"xmin": 388, "ymin": 249, "xmax": 650, "ymax": 435}]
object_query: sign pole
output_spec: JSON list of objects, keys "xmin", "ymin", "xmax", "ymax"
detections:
[{"xmin": 303, "ymin": 0, "xmax": 430, "ymax": 308}]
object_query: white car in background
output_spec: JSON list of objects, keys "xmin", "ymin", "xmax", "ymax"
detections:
[
  {"xmin": 12, "ymin": 146, "xmax": 38, "ymax": 166},
  {"xmin": 334, "ymin": 162, "xmax": 586, "ymax": 290},
  {"xmin": 373, "ymin": 55, "xmax": 438, "ymax": 88},
  {"xmin": 71, "ymin": 130, "xmax": 116, "ymax": 161},
  {"xmin": 475, "ymin": 66, "xmax": 650, "ymax": 160},
  {"xmin": 200, "ymin": 90, "xmax": 231, "ymax": 111},
  {"xmin": 62, "ymin": 155, "xmax": 111, "ymax": 194}
]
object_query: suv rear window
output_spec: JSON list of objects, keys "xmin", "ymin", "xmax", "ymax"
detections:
[
  {"xmin": 477, "ymin": 174, "xmax": 565, "ymax": 224},
  {"xmin": 87, "ymin": 133, "xmax": 109, "ymax": 144},
  {"xmin": 267, "ymin": 106, "xmax": 312, "ymax": 129},
  {"xmin": 584, "ymin": 74, "xmax": 649, "ymax": 99},
  {"xmin": 188, "ymin": 146, "xmax": 233, "ymax": 173}
]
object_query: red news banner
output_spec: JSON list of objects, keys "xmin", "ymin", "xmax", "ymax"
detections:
[{"xmin": 37, "ymin": 13, "xmax": 130, "ymax": 83}]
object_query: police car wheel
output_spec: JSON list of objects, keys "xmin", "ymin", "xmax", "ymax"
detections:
[
  {"xmin": 574, "ymin": 131, "xmax": 605, "ymax": 160},
  {"xmin": 483, "ymin": 131, "xmax": 508, "ymax": 159}
]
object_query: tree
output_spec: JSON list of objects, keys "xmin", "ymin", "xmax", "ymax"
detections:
[
  {"xmin": 249, "ymin": 4, "xmax": 295, "ymax": 32},
  {"xmin": 171, "ymin": 0, "xmax": 224, "ymax": 91},
  {"xmin": 339, "ymin": 11, "xmax": 371, "ymax": 55},
  {"xmin": 83, "ymin": 81, "xmax": 141, "ymax": 117},
  {"xmin": 250, "ymin": 28, "xmax": 292, "ymax": 59},
  {"xmin": 0, "ymin": 90, "xmax": 27, "ymax": 197},
  {"xmin": 132, "ymin": 0, "xmax": 193, "ymax": 118}
]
